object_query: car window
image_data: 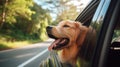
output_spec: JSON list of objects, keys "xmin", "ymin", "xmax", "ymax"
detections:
[
  {"xmin": 90, "ymin": 0, "xmax": 112, "ymax": 67},
  {"xmin": 92, "ymin": 0, "xmax": 120, "ymax": 67},
  {"xmin": 77, "ymin": 0, "xmax": 111, "ymax": 67}
]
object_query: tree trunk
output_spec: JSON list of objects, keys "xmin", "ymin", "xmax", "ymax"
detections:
[
  {"xmin": 0, "ymin": 0, "xmax": 8, "ymax": 30},
  {"xmin": 26, "ymin": 22, "xmax": 33, "ymax": 34}
]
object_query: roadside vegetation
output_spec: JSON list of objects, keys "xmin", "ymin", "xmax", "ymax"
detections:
[{"xmin": 0, "ymin": 0, "xmax": 79, "ymax": 50}]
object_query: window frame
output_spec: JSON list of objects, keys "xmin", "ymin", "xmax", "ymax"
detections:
[
  {"xmin": 98, "ymin": 0, "xmax": 120, "ymax": 67},
  {"xmin": 90, "ymin": 0, "xmax": 111, "ymax": 66},
  {"xmin": 90, "ymin": 0, "xmax": 120, "ymax": 67},
  {"xmin": 75, "ymin": 0, "xmax": 100, "ymax": 26},
  {"xmin": 75, "ymin": 0, "xmax": 120, "ymax": 67}
]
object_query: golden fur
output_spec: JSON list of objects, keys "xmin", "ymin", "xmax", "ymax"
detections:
[{"xmin": 48, "ymin": 20, "xmax": 89, "ymax": 66}]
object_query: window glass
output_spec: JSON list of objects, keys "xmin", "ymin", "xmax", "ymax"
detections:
[
  {"xmin": 78, "ymin": 0, "xmax": 111, "ymax": 67},
  {"xmin": 92, "ymin": 0, "xmax": 111, "ymax": 34}
]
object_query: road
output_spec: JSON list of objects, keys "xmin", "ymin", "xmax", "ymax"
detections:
[{"xmin": 0, "ymin": 39, "xmax": 53, "ymax": 67}]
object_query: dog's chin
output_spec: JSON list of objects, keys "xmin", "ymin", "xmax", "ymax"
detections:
[{"xmin": 48, "ymin": 37, "xmax": 69, "ymax": 51}]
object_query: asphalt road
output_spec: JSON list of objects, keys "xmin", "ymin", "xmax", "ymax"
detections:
[{"xmin": 0, "ymin": 39, "xmax": 53, "ymax": 67}]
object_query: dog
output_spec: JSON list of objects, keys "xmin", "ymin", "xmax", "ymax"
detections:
[{"xmin": 46, "ymin": 20, "xmax": 90, "ymax": 66}]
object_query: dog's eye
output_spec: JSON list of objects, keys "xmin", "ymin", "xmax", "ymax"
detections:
[{"xmin": 63, "ymin": 25, "xmax": 69, "ymax": 27}]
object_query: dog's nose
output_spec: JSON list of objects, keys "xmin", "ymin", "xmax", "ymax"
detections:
[
  {"xmin": 46, "ymin": 26, "xmax": 53, "ymax": 34},
  {"xmin": 46, "ymin": 26, "xmax": 58, "ymax": 39},
  {"xmin": 46, "ymin": 26, "xmax": 53, "ymax": 30}
]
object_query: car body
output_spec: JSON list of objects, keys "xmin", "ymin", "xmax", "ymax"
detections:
[{"xmin": 75, "ymin": 0, "xmax": 120, "ymax": 67}]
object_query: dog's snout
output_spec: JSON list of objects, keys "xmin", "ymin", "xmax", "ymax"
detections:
[{"xmin": 46, "ymin": 26, "xmax": 57, "ymax": 39}]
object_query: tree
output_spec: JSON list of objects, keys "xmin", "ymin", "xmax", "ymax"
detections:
[
  {"xmin": 13, "ymin": 3, "xmax": 52, "ymax": 40},
  {"xmin": 0, "ymin": 0, "xmax": 52, "ymax": 41},
  {"xmin": 56, "ymin": 5, "xmax": 79, "ymax": 22},
  {"xmin": 0, "ymin": 0, "xmax": 34, "ymax": 30},
  {"xmin": 41, "ymin": 0, "xmax": 80, "ymax": 23},
  {"xmin": 0, "ymin": 0, "xmax": 8, "ymax": 29},
  {"xmin": 29, "ymin": 3, "xmax": 52, "ymax": 40}
]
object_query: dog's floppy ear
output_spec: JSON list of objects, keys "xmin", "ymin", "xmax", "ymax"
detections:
[{"xmin": 76, "ymin": 24, "xmax": 89, "ymax": 47}]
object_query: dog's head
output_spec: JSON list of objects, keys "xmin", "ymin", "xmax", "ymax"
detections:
[{"xmin": 46, "ymin": 20, "xmax": 88, "ymax": 51}]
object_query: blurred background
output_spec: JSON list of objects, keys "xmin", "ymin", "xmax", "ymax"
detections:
[{"xmin": 0, "ymin": 0, "xmax": 91, "ymax": 50}]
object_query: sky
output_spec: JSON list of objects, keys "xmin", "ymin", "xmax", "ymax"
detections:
[
  {"xmin": 34, "ymin": 0, "xmax": 91, "ymax": 9},
  {"xmin": 34, "ymin": 0, "xmax": 92, "ymax": 20}
]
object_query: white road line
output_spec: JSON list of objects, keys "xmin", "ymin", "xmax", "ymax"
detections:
[{"xmin": 17, "ymin": 49, "xmax": 48, "ymax": 67}]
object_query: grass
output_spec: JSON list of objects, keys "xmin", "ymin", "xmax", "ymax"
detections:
[
  {"xmin": 0, "ymin": 38, "xmax": 45, "ymax": 51},
  {"xmin": 0, "ymin": 41, "xmax": 28, "ymax": 48},
  {"xmin": 0, "ymin": 43, "xmax": 11, "ymax": 51},
  {"xmin": 0, "ymin": 39, "xmax": 39, "ymax": 50},
  {"xmin": 0, "ymin": 28, "xmax": 48, "ymax": 51},
  {"xmin": 0, "ymin": 34, "xmax": 46, "ymax": 51}
]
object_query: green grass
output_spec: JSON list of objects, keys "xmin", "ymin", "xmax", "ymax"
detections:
[
  {"xmin": 0, "ymin": 38, "xmax": 45, "ymax": 51},
  {"xmin": 0, "ymin": 33, "xmax": 47, "ymax": 51},
  {"xmin": 0, "ymin": 43, "xmax": 10, "ymax": 48},
  {"xmin": 0, "ymin": 39, "xmax": 37, "ymax": 49},
  {"xmin": 0, "ymin": 28, "xmax": 48, "ymax": 51}
]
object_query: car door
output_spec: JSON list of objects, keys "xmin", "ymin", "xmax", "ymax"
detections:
[
  {"xmin": 76, "ymin": 0, "xmax": 119, "ymax": 67},
  {"xmin": 90, "ymin": 0, "xmax": 120, "ymax": 67},
  {"xmin": 89, "ymin": 0, "xmax": 111, "ymax": 67}
]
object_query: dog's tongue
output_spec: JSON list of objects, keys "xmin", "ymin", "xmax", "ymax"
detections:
[
  {"xmin": 48, "ymin": 39, "xmax": 67, "ymax": 51},
  {"xmin": 48, "ymin": 39, "xmax": 61, "ymax": 51}
]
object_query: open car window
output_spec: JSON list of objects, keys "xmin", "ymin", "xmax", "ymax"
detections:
[
  {"xmin": 75, "ymin": 0, "xmax": 100, "ymax": 67},
  {"xmin": 76, "ymin": 0, "xmax": 112, "ymax": 67}
]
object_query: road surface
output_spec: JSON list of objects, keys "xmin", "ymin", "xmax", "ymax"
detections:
[{"xmin": 0, "ymin": 39, "xmax": 53, "ymax": 67}]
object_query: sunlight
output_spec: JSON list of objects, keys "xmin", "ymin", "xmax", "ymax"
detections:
[{"xmin": 34, "ymin": 0, "xmax": 92, "ymax": 20}]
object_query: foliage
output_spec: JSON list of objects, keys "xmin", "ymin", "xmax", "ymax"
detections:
[
  {"xmin": 43, "ymin": 0, "xmax": 79, "ymax": 24},
  {"xmin": 0, "ymin": 0, "xmax": 79, "ymax": 49},
  {"xmin": 0, "ymin": 0, "xmax": 35, "ymax": 24},
  {"xmin": 30, "ymin": 3, "xmax": 51, "ymax": 34},
  {"xmin": 56, "ymin": 5, "xmax": 79, "ymax": 22},
  {"xmin": 0, "ymin": 0, "xmax": 52, "ymax": 49},
  {"xmin": 30, "ymin": 3, "xmax": 51, "ymax": 41},
  {"xmin": 112, "ymin": 30, "xmax": 120, "ymax": 41}
]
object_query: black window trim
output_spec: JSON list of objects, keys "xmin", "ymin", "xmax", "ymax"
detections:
[
  {"xmin": 98, "ymin": 0, "xmax": 120, "ymax": 67},
  {"xmin": 91, "ymin": 0, "xmax": 120, "ymax": 67},
  {"xmin": 75, "ymin": 0, "xmax": 100, "ymax": 26}
]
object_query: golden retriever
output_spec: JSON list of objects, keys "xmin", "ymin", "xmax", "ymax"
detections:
[{"xmin": 46, "ymin": 20, "xmax": 89, "ymax": 66}]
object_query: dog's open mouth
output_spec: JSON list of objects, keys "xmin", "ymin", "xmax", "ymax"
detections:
[{"xmin": 48, "ymin": 38, "xmax": 69, "ymax": 51}]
